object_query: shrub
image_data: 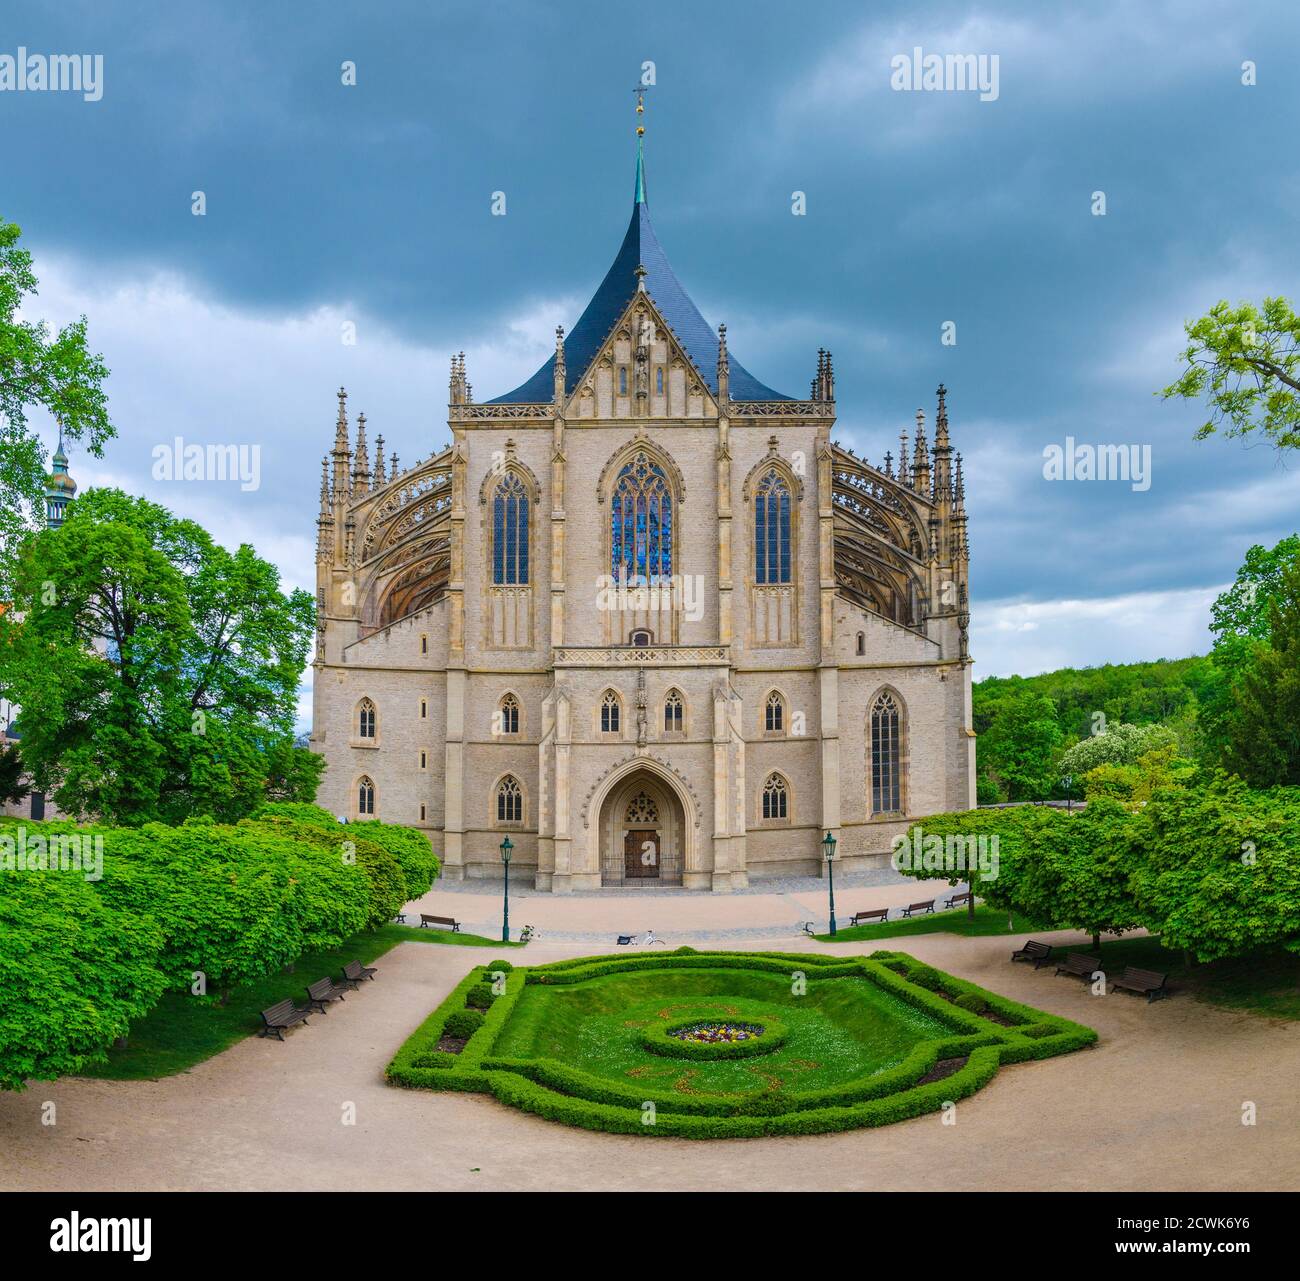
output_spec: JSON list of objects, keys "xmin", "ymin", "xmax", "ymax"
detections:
[
  {"xmin": 411, "ymin": 1051, "xmax": 458, "ymax": 1070},
  {"xmin": 443, "ymin": 1009, "xmax": 485, "ymax": 1038},
  {"xmin": 484, "ymin": 959, "xmax": 514, "ymax": 973},
  {"xmin": 953, "ymin": 992, "xmax": 988, "ymax": 1014},
  {"xmin": 906, "ymin": 965, "xmax": 945, "ymax": 992},
  {"xmin": 465, "ymin": 982, "xmax": 495, "ymax": 1010}
]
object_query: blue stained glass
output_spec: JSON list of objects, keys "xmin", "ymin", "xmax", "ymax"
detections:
[
  {"xmin": 518, "ymin": 496, "xmax": 528, "ymax": 583},
  {"xmin": 755, "ymin": 496, "xmax": 766, "ymax": 582},
  {"xmin": 779, "ymin": 491, "xmax": 790, "ymax": 583},
  {"xmin": 504, "ymin": 494, "xmax": 516, "ymax": 583},
  {"xmin": 493, "ymin": 501, "xmax": 505, "ymax": 583}
]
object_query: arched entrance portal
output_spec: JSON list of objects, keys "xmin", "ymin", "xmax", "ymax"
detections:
[{"xmin": 598, "ymin": 769, "xmax": 686, "ymax": 887}]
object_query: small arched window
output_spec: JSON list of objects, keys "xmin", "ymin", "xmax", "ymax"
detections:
[
  {"xmin": 856, "ymin": 632, "xmax": 865, "ymax": 656},
  {"xmin": 357, "ymin": 698, "xmax": 376, "ymax": 739},
  {"xmin": 496, "ymin": 775, "xmax": 523, "ymax": 824},
  {"xmin": 630, "ymin": 628, "xmax": 653, "ymax": 646},
  {"xmin": 656, "ymin": 368, "xmax": 664, "ymax": 395},
  {"xmin": 619, "ymin": 367, "xmax": 628, "ymax": 395},
  {"xmin": 664, "ymin": 689, "xmax": 683, "ymax": 733},
  {"xmin": 762, "ymin": 773, "xmax": 789, "ymax": 821},
  {"xmin": 492, "ymin": 473, "xmax": 529, "ymax": 585},
  {"xmin": 600, "ymin": 690, "xmax": 621, "ymax": 734},
  {"xmin": 871, "ymin": 692, "xmax": 902, "ymax": 814},
  {"xmin": 754, "ymin": 469, "xmax": 792, "ymax": 585},
  {"xmin": 499, "ymin": 693, "xmax": 520, "ymax": 736},
  {"xmin": 357, "ymin": 776, "xmax": 375, "ymax": 816},
  {"xmin": 765, "ymin": 691, "xmax": 785, "ymax": 734}
]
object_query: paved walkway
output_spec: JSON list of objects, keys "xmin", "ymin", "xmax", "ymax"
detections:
[
  {"xmin": 404, "ymin": 870, "xmax": 957, "ymax": 942},
  {"xmin": 4, "ymin": 883, "xmax": 1297, "ymax": 1191}
]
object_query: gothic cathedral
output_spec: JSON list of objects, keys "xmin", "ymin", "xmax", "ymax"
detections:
[{"xmin": 310, "ymin": 128, "xmax": 974, "ymax": 892}]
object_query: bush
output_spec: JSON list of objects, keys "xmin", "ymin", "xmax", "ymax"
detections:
[
  {"xmin": 411, "ymin": 1051, "xmax": 459, "ymax": 1070},
  {"xmin": 443, "ymin": 1009, "xmax": 485, "ymax": 1038},
  {"xmin": 465, "ymin": 982, "xmax": 495, "ymax": 1010},
  {"xmin": 484, "ymin": 959, "xmax": 514, "ymax": 973},
  {"xmin": 953, "ymin": 992, "xmax": 988, "ymax": 1014},
  {"xmin": 906, "ymin": 965, "xmax": 945, "ymax": 992}
]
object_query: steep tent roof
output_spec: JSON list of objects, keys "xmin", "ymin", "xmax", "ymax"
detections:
[{"xmin": 489, "ymin": 142, "xmax": 791, "ymax": 404}]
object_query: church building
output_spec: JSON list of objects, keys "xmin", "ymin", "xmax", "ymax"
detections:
[{"xmin": 310, "ymin": 116, "xmax": 974, "ymax": 891}]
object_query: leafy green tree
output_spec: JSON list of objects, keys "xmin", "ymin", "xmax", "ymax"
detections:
[
  {"xmin": 1058, "ymin": 721, "xmax": 1178, "ymax": 777},
  {"xmin": 0, "ymin": 858, "xmax": 165, "ymax": 1090},
  {"xmin": 0, "ymin": 742, "xmax": 28, "ymax": 806},
  {"xmin": 1219, "ymin": 558, "xmax": 1300, "ymax": 786},
  {"xmin": 1162, "ymin": 297, "xmax": 1300, "ymax": 450},
  {"xmin": 1, "ymin": 489, "xmax": 321, "ymax": 823},
  {"xmin": 0, "ymin": 220, "xmax": 115, "ymax": 596},
  {"xmin": 977, "ymin": 690, "xmax": 1063, "ymax": 800},
  {"xmin": 1129, "ymin": 776, "xmax": 1300, "ymax": 962}
]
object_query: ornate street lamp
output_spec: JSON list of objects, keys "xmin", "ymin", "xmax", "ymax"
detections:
[
  {"xmin": 822, "ymin": 830, "xmax": 837, "ymax": 937},
  {"xmin": 500, "ymin": 836, "xmax": 513, "ymax": 943}
]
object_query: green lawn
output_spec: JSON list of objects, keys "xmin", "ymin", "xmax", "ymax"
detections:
[
  {"xmin": 80, "ymin": 923, "xmax": 521, "ymax": 1081},
  {"xmin": 1070, "ymin": 935, "xmax": 1300, "ymax": 1021},
  {"xmin": 815, "ymin": 904, "xmax": 1042, "ymax": 943},
  {"xmin": 492, "ymin": 965, "xmax": 950, "ymax": 1095}
]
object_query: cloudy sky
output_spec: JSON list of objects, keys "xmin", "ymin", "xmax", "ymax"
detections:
[{"xmin": 5, "ymin": 0, "xmax": 1298, "ymax": 720}]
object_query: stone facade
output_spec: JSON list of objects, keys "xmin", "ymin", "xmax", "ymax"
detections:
[{"xmin": 310, "ymin": 162, "xmax": 974, "ymax": 892}]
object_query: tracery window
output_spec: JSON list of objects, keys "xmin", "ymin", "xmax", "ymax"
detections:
[
  {"xmin": 496, "ymin": 775, "xmax": 523, "ymax": 824},
  {"xmin": 765, "ymin": 691, "xmax": 785, "ymax": 734},
  {"xmin": 357, "ymin": 698, "xmax": 376, "ymax": 739},
  {"xmin": 499, "ymin": 693, "xmax": 520, "ymax": 736},
  {"xmin": 754, "ymin": 469, "xmax": 792, "ymax": 585},
  {"xmin": 871, "ymin": 692, "xmax": 902, "ymax": 814},
  {"xmin": 625, "ymin": 791, "xmax": 659, "ymax": 824},
  {"xmin": 610, "ymin": 451, "xmax": 673, "ymax": 586},
  {"xmin": 762, "ymin": 773, "xmax": 789, "ymax": 821},
  {"xmin": 664, "ymin": 689, "xmax": 683, "ymax": 733},
  {"xmin": 357, "ymin": 776, "xmax": 375, "ymax": 816},
  {"xmin": 492, "ymin": 473, "xmax": 529, "ymax": 585},
  {"xmin": 600, "ymin": 690, "xmax": 621, "ymax": 734}
]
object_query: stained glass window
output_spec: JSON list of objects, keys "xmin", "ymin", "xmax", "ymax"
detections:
[
  {"xmin": 601, "ymin": 691, "xmax": 621, "ymax": 733},
  {"xmin": 497, "ymin": 775, "xmax": 522, "ymax": 823},
  {"xmin": 492, "ymin": 474, "xmax": 529, "ymax": 585},
  {"xmin": 611, "ymin": 451, "xmax": 673, "ymax": 586},
  {"xmin": 664, "ymin": 689, "xmax": 683, "ymax": 732},
  {"xmin": 754, "ymin": 469, "xmax": 792, "ymax": 584},
  {"xmin": 762, "ymin": 773, "xmax": 788, "ymax": 820},
  {"xmin": 871, "ymin": 692, "xmax": 902, "ymax": 814}
]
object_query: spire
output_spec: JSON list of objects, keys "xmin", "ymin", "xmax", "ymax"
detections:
[
  {"xmin": 812, "ymin": 349, "xmax": 835, "ymax": 402},
  {"xmin": 316, "ymin": 456, "xmax": 334, "ymax": 559},
  {"xmin": 390, "ymin": 450, "xmax": 400, "ymax": 479},
  {"xmin": 931, "ymin": 384, "xmax": 952, "ymax": 508},
  {"xmin": 553, "ymin": 325, "xmax": 566, "ymax": 405},
  {"xmin": 449, "ymin": 352, "xmax": 468, "ymax": 406},
  {"xmin": 716, "ymin": 322, "xmax": 729, "ymax": 401},
  {"xmin": 912, "ymin": 409, "xmax": 931, "ymax": 494},
  {"xmin": 897, "ymin": 427, "xmax": 910, "ymax": 486},
  {"xmin": 634, "ymin": 82, "xmax": 648, "ymax": 205},
  {"xmin": 374, "ymin": 434, "xmax": 386, "ymax": 487},
  {"xmin": 352, "ymin": 412, "xmax": 371, "ymax": 495},
  {"xmin": 331, "ymin": 387, "xmax": 352, "ymax": 500},
  {"xmin": 44, "ymin": 425, "xmax": 77, "ymax": 529}
]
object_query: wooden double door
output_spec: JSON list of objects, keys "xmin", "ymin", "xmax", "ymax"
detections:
[{"xmin": 623, "ymin": 829, "xmax": 661, "ymax": 879}]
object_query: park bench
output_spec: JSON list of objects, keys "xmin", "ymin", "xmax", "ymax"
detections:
[
  {"xmin": 340, "ymin": 960, "xmax": 378, "ymax": 989},
  {"xmin": 848, "ymin": 907, "xmax": 890, "ymax": 927},
  {"xmin": 1111, "ymin": 966, "xmax": 1170, "ymax": 1003},
  {"xmin": 900, "ymin": 900, "xmax": 936, "ymax": 918},
  {"xmin": 419, "ymin": 913, "xmax": 461, "ymax": 933},
  {"xmin": 1055, "ymin": 952, "xmax": 1103, "ymax": 982},
  {"xmin": 258, "ymin": 998, "xmax": 311, "ymax": 1040},
  {"xmin": 1010, "ymin": 939, "xmax": 1054, "ymax": 968},
  {"xmin": 943, "ymin": 891, "xmax": 974, "ymax": 910},
  {"xmin": 305, "ymin": 977, "xmax": 348, "ymax": 1012},
  {"xmin": 392, "ymin": 913, "xmax": 406, "ymax": 924},
  {"xmin": 616, "ymin": 935, "xmax": 635, "ymax": 945}
]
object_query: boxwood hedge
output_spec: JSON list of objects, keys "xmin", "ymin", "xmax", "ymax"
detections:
[{"xmin": 385, "ymin": 948, "xmax": 1096, "ymax": 1137}]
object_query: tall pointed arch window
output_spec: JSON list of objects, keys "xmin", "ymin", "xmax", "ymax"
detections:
[
  {"xmin": 754, "ymin": 469, "xmax": 792, "ymax": 584},
  {"xmin": 871, "ymin": 692, "xmax": 902, "ymax": 814},
  {"xmin": 492, "ymin": 473, "xmax": 529, "ymax": 585},
  {"xmin": 496, "ymin": 775, "xmax": 523, "ymax": 824},
  {"xmin": 357, "ymin": 776, "xmax": 375, "ymax": 816},
  {"xmin": 498, "ymin": 693, "xmax": 520, "ymax": 736},
  {"xmin": 600, "ymin": 690, "xmax": 621, "ymax": 734},
  {"xmin": 663, "ymin": 688, "xmax": 683, "ymax": 733},
  {"xmin": 357, "ymin": 698, "xmax": 376, "ymax": 739},
  {"xmin": 765, "ymin": 691, "xmax": 785, "ymax": 735},
  {"xmin": 611, "ymin": 451, "xmax": 673, "ymax": 586},
  {"xmin": 762, "ymin": 773, "xmax": 789, "ymax": 821}
]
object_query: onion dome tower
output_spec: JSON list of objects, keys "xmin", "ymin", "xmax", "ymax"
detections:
[{"xmin": 44, "ymin": 429, "xmax": 77, "ymax": 529}]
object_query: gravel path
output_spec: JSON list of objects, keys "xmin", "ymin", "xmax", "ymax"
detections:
[{"xmin": 5, "ymin": 913, "xmax": 1297, "ymax": 1191}]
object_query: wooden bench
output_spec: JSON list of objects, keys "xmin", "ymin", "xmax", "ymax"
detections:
[
  {"xmin": 943, "ymin": 891, "xmax": 974, "ymax": 910},
  {"xmin": 616, "ymin": 935, "xmax": 635, "ymax": 946},
  {"xmin": 1055, "ymin": 952, "xmax": 1103, "ymax": 982},
  {"xmin": 419, "ymin": 914, "xmax": 460, "ymax": 933},
  {"xmin": 1010, "ymin": 939, "xmax": 1054, "ymax": 968},
  {"xmin": 305, "ymin": 977, "xmax": 347, "ymax": 1012},
  {"xmin": 900, "ymin": 900, "xmax": 936, "ymax": 918},
  {"xmin": 848, "ymin": 907, "xmax": 890, "ymax": 927},
  {"xmin": 1111, "ymin": 966, "xmax": 1170, "ymax": 1003},
  {"xmin": 259, "ymin": 999, "xmax": 311, "ymax": 1040},
  {"xmin": 340, "ymin": 960, "xmax": 377, "ymax": 989}
]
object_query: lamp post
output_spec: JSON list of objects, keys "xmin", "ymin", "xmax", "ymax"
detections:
[
  {"xmin": 500, "ymin": 836, "xmax": 513, "ymax": 943},
  {"xmin": 822, "ymin": 830, "xmax": 837, "ymax": 937}
]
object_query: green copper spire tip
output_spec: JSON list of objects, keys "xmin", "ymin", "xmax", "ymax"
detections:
[{"xmin": 635, "ymin": 132, "xmax": 646, "ymax": 205}]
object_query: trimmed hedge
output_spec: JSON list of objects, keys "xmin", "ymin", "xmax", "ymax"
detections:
[
  {"xmin": 385, "ymin": 950, "xmax": 1096, "ymax": 1137},
  {"xmin": 639, "ymin": 1014, "xmax": 788, "ymax": 1060}
]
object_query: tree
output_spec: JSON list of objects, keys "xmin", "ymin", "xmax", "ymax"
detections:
[
  {"xmin": 1058, "ymin": 721, "xmax": 1178, "ymax": 777},
  {"xmin": 0, "ymin": 742, "xmax": 27, "ymax": 806},
  {"xmin": 1219, "ymin": 558, "xmax": 1300, "ymax": 786},
  {"xmin": 1162, "ymin": 297, "xmax": 1300, "ymax": 450},
  {"xmin": 0, "ymin": 220, "xmax": 115, "ymax": 596},
  {"xmin": 977, "ymin": 690, "xmax": 1063, "ymax": 800},
  {"xmin": 0, "ymin": 488, "xmax": 322, "ymax": 823}
]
